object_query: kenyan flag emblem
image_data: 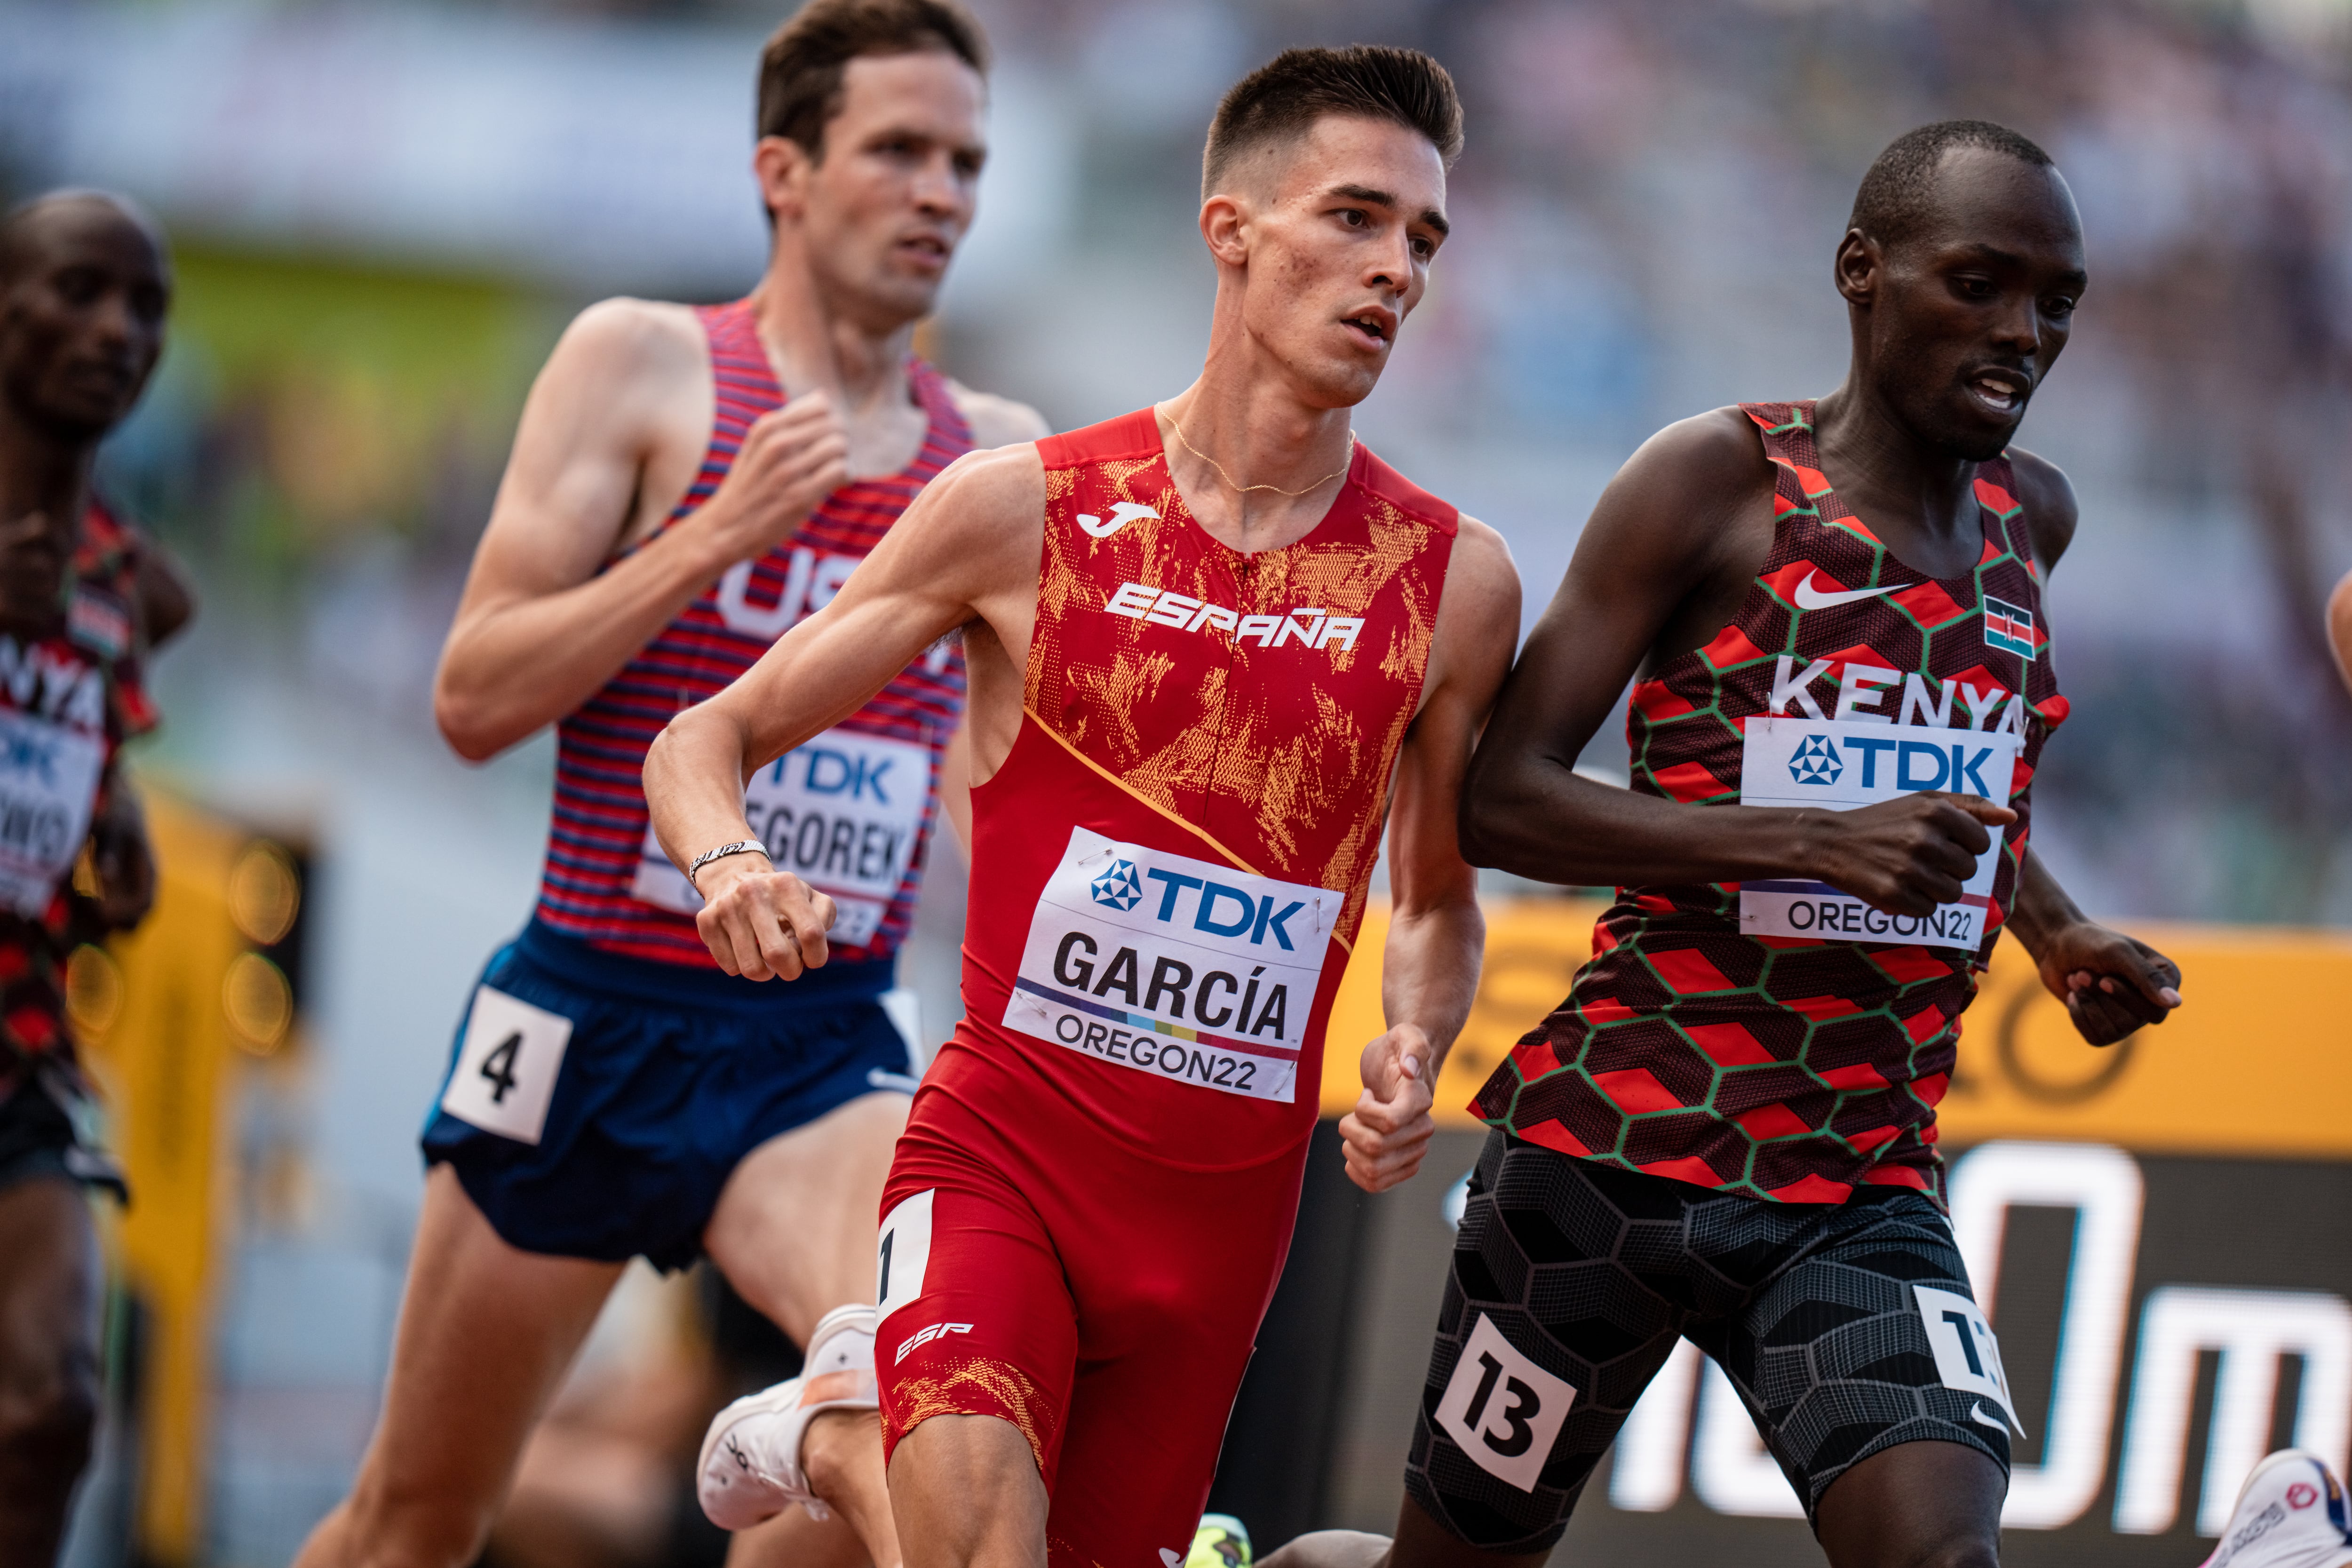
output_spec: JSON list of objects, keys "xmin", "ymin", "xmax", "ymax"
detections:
[{"xmin": 1983, "ymin": 595, "xmax": 2036, "ymax": 659}]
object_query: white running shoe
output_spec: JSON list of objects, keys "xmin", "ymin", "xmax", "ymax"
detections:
[
  {"xmin": 2200, "ymin": 1450, "xmax": 2352, "ymax": 1568},
  {"xmin": 698, "ymin": 1303, "xmax": 880, "ymax": 1530}
]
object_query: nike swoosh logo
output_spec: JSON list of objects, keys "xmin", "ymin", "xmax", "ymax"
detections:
[
  {"xmin": 1792, "ymin": 571, "xmax": 1907, "ymax": 611},
  {"xmin": 1969, "ymin": 1401, "xmax": 2008, "ymax": 1432}
]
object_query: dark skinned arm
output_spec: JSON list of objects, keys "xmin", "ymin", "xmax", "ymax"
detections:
[
  {"xmin": 1994, "ymin": 448, "xmax": 2181, "ymax": 1044},
  {"xmin": 1460, "ymin": 408, "xmax": 2011, "ymax": 916}
]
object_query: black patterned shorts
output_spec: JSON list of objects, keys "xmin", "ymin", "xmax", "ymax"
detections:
[{"xmin": 1404, "ymin": 1131, "xmax": 2011, "ymax": 1551}]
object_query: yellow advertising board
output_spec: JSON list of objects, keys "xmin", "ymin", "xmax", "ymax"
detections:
[{"xmin": 1323, "ymin": 898, "xmax": 2352, "ymax": 1156}]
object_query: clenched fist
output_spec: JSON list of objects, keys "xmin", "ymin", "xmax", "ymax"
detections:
[
  {"xmin": 695, "ymin": 391, "xmax": 850, "ymax": 565},
  {"xmin": 692, "ymin": 852, "xmax": 837, "ymax": 981}
]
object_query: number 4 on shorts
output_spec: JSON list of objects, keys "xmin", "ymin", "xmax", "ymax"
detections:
[
  {"xmin": 440, "ymin": 985, "xmax": 572, "ymax": 1146},
  {"xmin": 1435, "ymin": 1313, "xmax": 1576, "ymax": 1492}
]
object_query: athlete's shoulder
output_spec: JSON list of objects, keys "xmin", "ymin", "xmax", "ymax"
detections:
[
  {"xmin": 941, "ymin": 377, "xmax": 1050, "ymax": 450},
  {"xmin": 1037, "ymin": 407, "xmax": 1164, "ymax": 469},
  {"xmin": 2000, "ymin": 445, "xmax": 2080, "ymax": 571},
  {"xmin": 1354, "ymin": 445, "xmax": 1459, "ymax": 535},
  {"xmin": 1622, "ymin": 405, "xmax": 1777, "ymax": 495},
  {"xmin": 1442, "ymin": 515, "xmax": 1520, "ymax": 622},
  {"xmin": 553, "ymin": 296, "xmax": 705, "ymax": 375}
]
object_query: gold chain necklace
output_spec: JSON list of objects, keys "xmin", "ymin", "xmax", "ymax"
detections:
[{"xmin": 1164, "ymin": 409, "xmax": 1354, "ymax": 498}]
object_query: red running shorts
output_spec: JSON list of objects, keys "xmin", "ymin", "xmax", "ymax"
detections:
[{"xmin": 874, "ymin": 1067, "xmax": 1310, "ymax": 1568}]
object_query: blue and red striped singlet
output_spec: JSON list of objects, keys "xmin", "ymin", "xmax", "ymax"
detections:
[{"xmin": 533, "ymin": 298, "xmax": 974, "ymax": 967}]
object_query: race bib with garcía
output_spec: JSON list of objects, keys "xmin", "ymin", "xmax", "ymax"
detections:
[
  {"xmin": 1001, "ymin": 827, "xmax": 1339, "ymax": 1103},
  {"xmin": 0, "ymin": 708, "xmax": 103, "ymax": 918},
  {"xmin": 1737, "ymin": 716, "xmax": 2020, "ymax": 951},
  {"xmin": 632, "ymin": 726, "xmax": 934, "ymax": 948}
]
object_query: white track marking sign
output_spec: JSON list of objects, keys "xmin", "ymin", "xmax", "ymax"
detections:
[
  {"xmin": 1739, "ymin": 716, "xmax": 2019, "ymax": 951},
  {"xmin": 1002, "ymin": 827, "xmax": 1337, "ymax": 1104}
]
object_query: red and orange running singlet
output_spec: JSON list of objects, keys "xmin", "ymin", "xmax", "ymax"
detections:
[
  {"xmin": 1475, "ymin": 401, "xmax": 2068, "ymax": 1203},
  {"xmin": 930, "ymin": 408, "xmax": 1456, "ymax": 1169}
]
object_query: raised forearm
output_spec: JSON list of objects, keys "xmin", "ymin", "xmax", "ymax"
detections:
[
  {"xmin": 2001, "ymin": 845, "xmax": 2083, "ymax": 963},
  {"xmin": 644, "ymin": 701, "xmax": 763, "ymax": 881},
  {"xmin": 436, "ymin": 519, "xmax": 734, "ymax": 760},
  {"xmin": 1380, "ymin": 894, "xmax": 1486, "ymax": 1077},
  {"xmin": 1464, "ymin": 759, "xmax": 1826, "ymax": 889}
]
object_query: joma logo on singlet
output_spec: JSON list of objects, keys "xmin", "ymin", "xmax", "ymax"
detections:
[
  {"xmin": 1104, "ymin": 581, "xmax": 1365, "ymax": 652},
  {"xmin": 1767, "ymin": 654, "xmax": 2028, "ymax": 736}
]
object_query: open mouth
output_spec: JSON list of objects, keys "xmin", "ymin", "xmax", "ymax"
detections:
[
  {"xmin": 1965, "ymin": 368, "xmax": 2031, "ymax": 418},
  {"xmin": 896, "ymin": 234, "xmax": 952, "ymax": 266},
  {"xmin": 1342, "ymin": 310, "xmax": 1393, "ymax": 349}
]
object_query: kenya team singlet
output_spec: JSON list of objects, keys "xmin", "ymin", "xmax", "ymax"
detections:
[
  {"xmin": 1474, "ymin": 401, "xmax": 2068, "ymax": 1202},
  {"xmin": 532, "ymin": 300, "xmax": 972, "ymax": 967},
  {"xmin": 932, "ymin": 408, "xmax": 1456, "ymax": 1169}
]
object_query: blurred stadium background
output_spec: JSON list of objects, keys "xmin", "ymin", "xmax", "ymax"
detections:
[{"xmin": 7, "ymin": 0, "xmax": 2352, "ymax": 1563}]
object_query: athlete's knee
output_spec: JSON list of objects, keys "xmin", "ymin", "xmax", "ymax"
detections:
[
  {"xmin": 0, "ymin": 1338, "xmax": 99, "ymax": 1498},
  {"xmin": 331, "ymin": 1472, "xmax": 500, "ymax": 1568},
  {"xmin": 1257, "ymin": 1528, "xmax": 1390, "ymax": 1568},
  {"xmin": 803, "ymin": 1405, "xmax": 884, "ymax": 1501}
]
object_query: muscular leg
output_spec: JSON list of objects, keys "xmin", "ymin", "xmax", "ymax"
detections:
[
  {"xmin": 704, "ymin": 1090, "xmax": 908, "ymax": 1568},
  {"xmin": 888, "ymin": 1412, "xmax": 1048, "ymax": 1568},
  {"xmin": 1813, "ymin": 1441, "xmax": 2004, "ymax": 1568},
  {"xmin": 292, "ymin": 1163, "xmax": 623, "ymax": 1568},
  {"xmin": 0, "ymin": 1178, "xmax": 101, "ymax": 1567}
]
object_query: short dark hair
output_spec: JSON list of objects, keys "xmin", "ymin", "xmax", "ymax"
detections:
[
  {"xmin": 1849, "ymin": 119, "xmax": 2055, "ymax": 251},
  {"xmin": 1202, "ymin": 46, "xmax": 1463, "ymax": 198},
  {"xmin": 756, "ymin": 0, "xmax": 987, "ymax": 161}
]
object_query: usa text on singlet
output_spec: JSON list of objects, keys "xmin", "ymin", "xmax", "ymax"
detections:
[{"xmin": 1473, "ymin": 401, "xmax": 2068, "ymax": 1204}]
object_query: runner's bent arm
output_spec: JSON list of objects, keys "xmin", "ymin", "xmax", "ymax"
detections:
[
  {"xmin": 433, "ymin": 300, "xmax": 849, "ymax": 760},
  {"xmin": 643, "ymin": 443, "xmax": 1044, "ymax": 981},
  {"xmin": 1459, "ymin": 411, "xmax": 2010, "ymax": 914},
  {"xmin": 1339, "ymin": 518, "xmax": 1521, "ymax": 1194},
  {"xmin": 1988, "ymin": 450, "xmax": 2182, "ymax": 1045}
]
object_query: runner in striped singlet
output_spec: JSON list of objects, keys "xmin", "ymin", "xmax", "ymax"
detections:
[
  {"xmin": 1265, "ymin": 123, "xmax": 2184, "ymax": 1568},
  {"xmin": 296, "ymin": 7, "xmax": 1044, "ymax": 1568}
]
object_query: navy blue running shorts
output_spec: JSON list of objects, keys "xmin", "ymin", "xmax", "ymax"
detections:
[
  {"xmin": 421, "ymin": 920, "xmax": 917, "ymax": 1272},
  {"xmin": 1406, "ymin": 1130, "xmax": 2012, "ymax": 1550}
]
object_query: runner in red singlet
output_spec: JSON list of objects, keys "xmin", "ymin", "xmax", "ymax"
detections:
[
  {"xmin": 296, "ymin": 6, "xmax": 1046, "ymax": 1567},
  {"xmin": 647, "ymin": 46, "xmax": 1520, "ymax": 1568},
  {"xmin": 1264, "ymin": 119, "xmax": 2185, "ymax": 1568}
]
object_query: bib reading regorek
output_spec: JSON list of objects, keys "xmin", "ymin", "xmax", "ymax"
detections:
[
  {"xmin": 633, "ymin": 726, "xmax": 932, "ymax": 948},
  {"xmin": 1738, "ymin": 716, "xmax": 2019, "ymax": 951},
  {"xmin": 1002, "ymin": 828, "xmax": 1338, "ymax": 1104}
]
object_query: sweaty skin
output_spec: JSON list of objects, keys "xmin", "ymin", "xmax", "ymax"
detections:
[
  {"xmin": 644, "ymin": 111, "xmax": 1520, "ymax": 1568},
  {"xmin": 298, "ymin": 50, "xmax": 1045, "ymax": 1568},
  {"xmin": 1262, "ymin": 144, "xmax": 2180, "ymax": 1568}
]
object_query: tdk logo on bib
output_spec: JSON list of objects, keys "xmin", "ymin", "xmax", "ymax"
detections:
[
  {"xmin": 1090, "ymin": 860, "xmax": 1143, "ymax": 910},
  {"xmin": 1004, "ymin": 827, "xmax": 1338, "ymax": 1103},
  {"xmin": 1739, "ymin": 716, "xmax": 2020, "ymax": 951},
  {"xmin": 1788, "ymin": 734, "xmax": 1842, "ymax": 785}
]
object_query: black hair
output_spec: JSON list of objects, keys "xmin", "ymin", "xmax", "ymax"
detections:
[
  {"xmin": 1849, "ymin": 119, "xmax": 2055, "ymax": 250},
  {"xmin": 1202, "ymin": 46, "xmax": 1463, "ymax": 197}
]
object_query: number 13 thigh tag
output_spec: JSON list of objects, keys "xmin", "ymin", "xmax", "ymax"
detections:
[
  {"xmin": 1435, "ymin": 1313, "xmax": 1577, "ymax": 1492},
  {"xmin": 439, "ymin": 985, "xmax": 573, "ymax": 1146},
  {"xmin": 1914, "ymin": 1284, "xmax": 2027, "ymax": 1437}
]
